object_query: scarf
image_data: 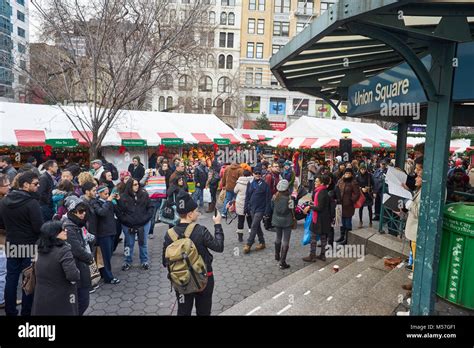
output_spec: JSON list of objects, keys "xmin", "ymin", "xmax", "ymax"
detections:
[
  {"xmin": 66, "ymin": 211, "xmax": 87, "ymax": 228},
  {"xmin": 312, "ymin": 185, "xmax": 327, "ymax": 224}
]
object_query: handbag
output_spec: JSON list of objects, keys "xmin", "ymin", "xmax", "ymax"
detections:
[
  {"xmin": 159, "ymin": 199, "xmax": 179, "ymax": 226},
  {"xmin": 22, "ymin": 261, "xmax": 36, "ymax": 295},
  {"xmin": 354, "ymin": 190, "xmax": 366, "ymax": 209},
  {"xmin": 89, "ymin": 259, "xmax": 101, "ymax": 287},
  {"xmin": 301, "ymin": 212, "xmax": 312, "ymax": 246}
]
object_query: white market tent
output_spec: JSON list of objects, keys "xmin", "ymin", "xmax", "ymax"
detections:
[
  {"xmin": 0, "ymin": 102, "xmax": 245, "ymax": 147},
  {"xmin": 407, "ymin": 137, "xmax": 471, "ymax": 154},
  {"xmin": 267, "ymin": 116, "xmax": 406, "ymax": 150},
  {"xmin": 234, "ymin": 128, "xmax": 280, "ymax": 143}
]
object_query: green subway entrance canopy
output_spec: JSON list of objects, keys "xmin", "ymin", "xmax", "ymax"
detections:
[{"xmin": 270, "ymin": 0, "xmax": 474, "ymax": 316}]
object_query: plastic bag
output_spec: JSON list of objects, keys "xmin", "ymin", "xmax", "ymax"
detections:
[
  {"xmin": 203, "ymin": 188, "xmax": 212, "ymax": 203},
  {"xmin": 301, "ymin": 212, "xmax": 312, "ymax": 246}
]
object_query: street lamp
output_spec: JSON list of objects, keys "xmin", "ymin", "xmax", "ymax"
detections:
[
  {"xmin": 341, "ymin": 128, "xmax": 351, "ymax": 139},
  {"xmin": 340, "ymin": 128, "xmax": 352, "ymax": 162}
]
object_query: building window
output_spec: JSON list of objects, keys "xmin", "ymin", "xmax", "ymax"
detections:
[
  {"xmin": 209, "ymin": 11, "xmax": 216, "ymax": 24},
  {"xmin": 218, "ymin": 54, "xmax": 225, "ymax": 69},
  {"xmin": 245, "ymin": 67, "xmax": 253, "ymax": 85},
  {"xmin": 219, "ymin": 32, "xmax": 226, "ymax": 47},
  {"xmin": 249, "ymin": 0, "xmax": 256, "ymax": 10},
  {"xmin": 296, "ymin": 22, "xmax": 307, "ymax": 33},
  {"xmin": 226, "ymin": 55, "xmax": 233, "ymax": 69},
  {"xmin": 18, "ymin": 75, "xmax": 26, "ymax": 85},
  {"xmin": 227, "ymin": 33, "xmax": 234, "ymax": 48},
  {"xmin": 292, "ymin": 98, "xmax": 309, "ymax": 116},
  {"xmin": 217, "ymin": 77, "xmax": 231, "ymax": 93},
  {"xmin": 19, "ymin": 60, "xmax": 26, "ymax": 69},
  {"xmin": 246, "ymin": 42, "xmax": 254, "ymax": 58},
  {"xmin": 297, "ymin": 0, "xmax": 313, "ymax": 14},
  {"xmin": 274, "ymin": 0, "xmax": 290, "ymax": 13},
  {"xmin": 224, "ymin": 99, "xmax": 232, "ymax": 115},
  {"xmin": 273, "ymin": 22, "xmax": 289, "ymax": 36},
  {"xmin": 271, "ymin": 74, "xmax": 279, "ymax": 86},
  {"xmin": 216, "ymin": 98, "xmax": 224, "ymax": 116},
  {"xmin": 269, "ymin": 98, "xmax": 286, "ymax": 115},
  {"xmin": 159, "ymin": 74, "xmax": 173, "ymax": 90},
  {"xmin": 205, "ymin": 98, "xmax": 213, "ymax": 113},
  {"xmin": 248, "ymin": 18, "xmax": 255, "ymax": 34},
  {"xmin": 255, "ymin": 43, "xmax": 263, "ymax": 59},
  {"xmin": 159, "ymin": 96, "xmax": 165, "ymax": 111},
  {"xmin": 178, "ymin": 97, "xmax": 184, "ymax": 112},
  {"xmin": 205, "ymin": 54, "xmax": 213, "ymax": 68},
  {"xmin": 258, "ymin": 0, "xmax": 265, "ymax": 11},
  {"xmin": 178, "ymin": 75, "xmax": 193, "ymax": 91},
  {"xmin": 199, "ymin": 54, "xmax": 206, "ymax": 68},
  {"xmin": 272, "ymin": 44, "xmax": 282, "ymax": 55},
  {"xmin": 208, "ymin": 32, "xmax": 214, "ymax": 47},
  {"xmin": 17, "ymin": 27, "xmax": 25, "ymax": 38},
  {"xmin": 184, "ymin": 97, "xmax": 193, "ymax": 113},
  {"xmin": 166, "ymin": 97, "xmax": 173, "ymax": 110},
  {"xmin": 255, "ymin": 68, "xmax": 263, "ymax": 85},
  {"xmin": 18, "ymin": 43, "xmax": 25, "ymax": 54},
  {"xmin": 220, "ymin": 12, "xmax": 227, "ymax": 25},
  {"xmin": 198, "ymin": 76, "xmax": 213, "ymax": 92},
  {"xmin": 222, "ymin": 0, "xmax": 235, "ymax": 5},
  {"xmin": 17, "ymin": 11, "xmax": 25, "ymax": 22},
  {"xmin": 200, "ymin": 31, "xmax": 207, "ymax": 46},
  {"xmin": 228, "ymin": 13, "xmax": 235, "ymax": 25},
  {"xmin": 17, "ymin": 0, "xmax": 25, "ymax": 5},
  {"xmin": 245, "ymin": 96, "xmax": 260, "ymax": 113},
  {"xmin": 320, "ymin": 2, "xmax": 332, "ymax": 13},
  {"xmin": 197, "ymin": 98, "xmax": 204, "ymax": 113},
  {"xmin": 257, "ymin": 19, "xmax": 265, "ymax": 34}
]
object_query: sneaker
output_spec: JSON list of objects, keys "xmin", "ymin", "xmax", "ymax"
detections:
[
  {"xmin": 255, "ymin": 243, "xmax": 266, "ymax": 251},
  {"xmin": 141, "ymin": 263, "xmax": 150, "ymax": 270},
  {"xmin": 221, "ymin": 214, "xmax": 227, "ymax": 219},
  {"xmin": 89, "ymin": 288, "xmax": 97, "ymax": 294},
  {"xmin": 108, "ymin": 278, "xmax": 121, "ymax": 285},
  {"xmin": 279, "ymin": 262, "xmax": 290, "ymax": 270},
  {"xmin": 121, "ymin": 263, "xmax": 131, "ymax": 271}
]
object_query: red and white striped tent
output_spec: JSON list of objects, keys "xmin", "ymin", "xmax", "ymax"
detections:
[
  {"xmin": 234, "ymin": 129, "xmax": 280, "ymax": 143},
  {"xmin": 267, "ymin": 116, "xmax": 405, "ymax": 150},
  {"xmin": 0, "ymin": 103, "xmax": 245, "ymax": 147},
  {"xmin": 407, "ymin": 137, "xmax": 471, "ymax": 153}
]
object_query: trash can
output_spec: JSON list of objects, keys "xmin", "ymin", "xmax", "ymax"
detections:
[{"xmin": 437, "ymin": 203, "xmax": 474, "ymax": 310}]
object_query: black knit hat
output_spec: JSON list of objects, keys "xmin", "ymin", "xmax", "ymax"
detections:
[
  {"xmin": 344, "ymin": 168, "xmax": 354, "ymax": 175},
  {"xmin": 175, "ymin": 190, "xmax": 198, "ymax": 215}
]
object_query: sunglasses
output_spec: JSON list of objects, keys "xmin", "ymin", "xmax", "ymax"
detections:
[
  {"xmin": 77, "ymin": 210, "xmax": 87, "ymax": 214},
  {"xmin": 31, "ymin": 182, "xmax": 40, "ymax": 186},
  {"xmin": 133, "ymin": 183, "xmax": 139, "ymax": 186}
]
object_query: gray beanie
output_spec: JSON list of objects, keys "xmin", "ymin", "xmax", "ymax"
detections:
[
  {"xmin": 277, "ymin": 179, "xmax": 289, "ymax": 192},
  {"xmin": 64, "ymin": 196, "xmax": 84, "ymax": 212}
]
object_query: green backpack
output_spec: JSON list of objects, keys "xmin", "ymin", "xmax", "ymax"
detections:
[{"xmin": 165, "ymin": 223, "xmax": 208, "ymax": 294}]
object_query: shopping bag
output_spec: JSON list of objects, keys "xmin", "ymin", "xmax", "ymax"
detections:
[
  {"xmin": 334, "ymin": 205, "xmax": 342, "ymax": 229},
  {"xmin": 89, "ymin": 259, "xmax": 101, "ymax": 287},
  {"xmin": 95, "ymin": 247, "xmax": 104, "ymax": 269},
  {"xmin": 301, "ymin": 212, "xmax": 312, "ymax": 246},
  {"xmin": 218, "ymin": 189, "xmax": 226, "ymax": 203},
  {"xmin": 354, "ymin": 191, "xmax": 366, "ymax": 209},
  {"xmin": 203, "ymin": 188, "xmax": 212, "ymax": 203},
  {"xmin": 144, "ymin": 175, "xmax": 167, "ymax": 199}
]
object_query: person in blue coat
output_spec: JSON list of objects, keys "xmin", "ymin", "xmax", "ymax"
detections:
[{"xmin": 243, "ymin": 169, "xmax": 271, "ymax": 254}]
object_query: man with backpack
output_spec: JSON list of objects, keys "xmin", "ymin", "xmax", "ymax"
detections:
[{"xmin": 162, "ymin": 190, "xmax": 224, "ymax": 316}]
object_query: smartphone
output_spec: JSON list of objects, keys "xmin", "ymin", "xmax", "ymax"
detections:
[
  {"xmin": 111, "ymin": 188, "xmax": 117, "ymax": 195},
  {"xmin": 214, "ymin": 208, "xmax": 218, "ymax": 217}
]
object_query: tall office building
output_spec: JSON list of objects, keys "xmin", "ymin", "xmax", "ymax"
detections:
[
  {"xmin": 0, "ymin": 0, "xmax": 28, "ymax": 102},
  {"xmin": 239, "ymin": 0, "xmax": 339, "ymax": 129}
]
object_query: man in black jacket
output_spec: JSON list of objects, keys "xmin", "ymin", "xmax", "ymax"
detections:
[
  {"xmin": 38, "ymin": 160, "xmax": 58, "ymax": 221},
  {"xmin": 162, "ymin": 191, "xmax": 224, "ymax": 316},
  {"xmin": 0, "ymin": 171, "xmax": 43, "ymax": 316},
  {"xmin": 192, "ymin": 159, "xmax": 209, "ymax": 210}
]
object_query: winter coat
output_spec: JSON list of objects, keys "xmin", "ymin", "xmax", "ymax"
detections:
[
  {"xmin": 92, "ymin": 199, "xmax": 116, "ymax": 237},
  {"xmin": 81, "ymin": 196, "xmax": 98, "ymax": 236},
  {"xmin": 307, "ymin": 161, "xmax": 318, "ymax": 181},
  {"xmin": 271, "ymin": 192, "xmax": 293, "ymax": 228},
  {"xmin": 2, "ymin": 165, "xmax": 17, "ymax": 183},
  {"xmin": 194, "ymin": 164, "xmax": 209, "ymax": 188},
  {"xmin": 117, "ymin": 190, "xmax": 154, "ymax": 228},
  {"xmin": 336, "ymin": 179, "xmax": 360, "ymax": 218},
  {"xmin": 38, "ymin": 172, "xmax": 55, "ymax": 208},
  {"xmin": 265, "ymin": 172, "xmax": 280, "ymax": 196},
  {"xmin": 373, "ymin": 168, "xmax": 387, "ymax": 193},
  {"xmin": 245, "ymin": 179, "xmax": 271, "ymax": 215},
  {"xmin": 162, "ymin": 222, "xmax": 224, "ymax": 273},
  {"xmin": 310, "ymin": 188, "xmax": 331, "ymax": 235},
  {"xmin": 405, "ymin": 189, "xmax": 421, "ymax": 242},
  {"xmin": 0, "ymin": 189, "xmax": 43, "ymax": 245},
  {"xmin": 222, "ymin": 164, "xmax": 243, "ymax": 192},
  {"xmin": 31, "ymin": 243, "xmax": 80, "ymax": 316},
  {"xmin": 128, "ymin": 163, "xmax": 145, "ymax": 182},
  {"xmin": 63, "ymin": 216, "xmax": 93, "ymax": 289},
  {"xmin": 167, "ymin": 184, "xmax": 187, "ymax": 204},
  {"xmin": 52, "ymin": 189, "xmax": 74, "ymax": 218},
  {"xmin": 159, "ymin": 168, "xmax": 173, "ymax": 189},
  {"xmin": 234, "ymin": 176, "xmax": 253, "ymax": 216},
  {"xmin": 169, "ymin": 171, "xmax": 189, "ymax": 192},
  {"xmin": 356, "ymin": 172, "xmax": 374, "ymax": 206}
]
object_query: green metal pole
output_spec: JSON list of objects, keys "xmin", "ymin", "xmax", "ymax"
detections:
[
  {"xmin": 395, "ymin": 122, "xmax": 408, "ymax": 169},
  {"xmin": 411, "ymin": 42, "xmax": 457, "ymax": 316}
]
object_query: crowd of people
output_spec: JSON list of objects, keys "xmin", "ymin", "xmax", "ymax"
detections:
[{"xmin": 0, "ymin": 150, "xmax": 472, "ymax": 316}]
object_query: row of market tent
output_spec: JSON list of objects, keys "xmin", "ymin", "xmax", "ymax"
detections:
[{"xmin": 0, "ymin": 102, "xmax": 472, "ymax": 153}]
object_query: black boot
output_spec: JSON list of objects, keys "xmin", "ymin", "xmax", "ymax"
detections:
[
  {"xmin": 335, "ymin": 227, "xmax": 346, "ymax": 243},
  {"xmin": 318, "ymin": 234, "xmax": 327, "ymax": 261},
  {"xmin": 274, "ymin": 242, "xmax": 281, "ymax": 261},
  {"xmin": 279, "ymin": 246, "xmax": 290, "ymax": 269},
  {"xmin": 339, "ymin": 229, "xmax": 350, "ymax": 245}
]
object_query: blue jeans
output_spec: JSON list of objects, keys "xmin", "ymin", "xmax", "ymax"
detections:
[
  {"xmin": 97, "ymin": 235, "xmax": 115, "ymax": 282},
  {"xmin": 0, "ymin": 249, "xmax": 6, "ymax": 305},
  {"xmin": 221, "ymin": 191, "xmax": 237, "ymax": 216},
  {"xmin": 123, "ymin": 222, "xmax": 151, "ymax": 264},
  {"xmin": 149, "ymin": 199, "xmax": 162, "ymax": 235},
  {"xmin": 5, "ymin": 257, "xmax": 33, "ymax": 316},
  {"xmin": 193, "ymin": 187, "xmax": 204, "ymax": 208},
  {"xmin": 342, "ymin": 217, "xmax": 353, "ymax": 231}
]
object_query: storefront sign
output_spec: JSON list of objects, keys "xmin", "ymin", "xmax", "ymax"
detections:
[
  {"xmin": 122, "ymin": 139, "xmax": 147, "ymax": 147},
  {"xmin": 161, "ymin": 138, "xmax": 183, "ymax": 146},
  {"xmin": 214, "ymin": 138, "xmax": 231, "ymax": 146},
  {"xmin": 45, "ymin": 139, "xmax": 78, "ymax": 147},
  {"xmin": 270, "ymin": 122, "xmax": 287, "ymax": 131}
]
